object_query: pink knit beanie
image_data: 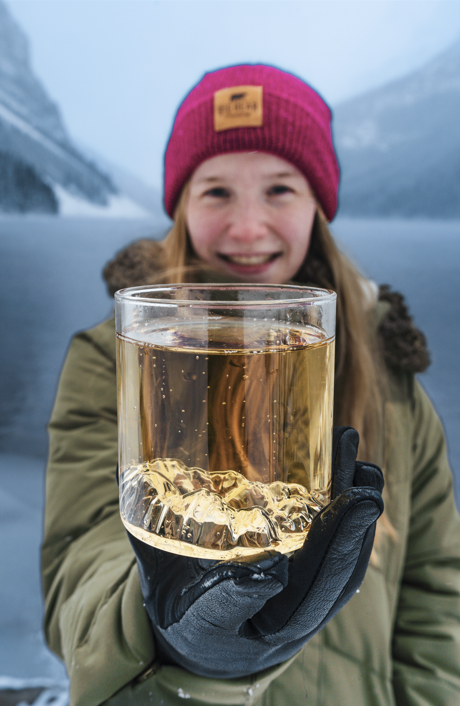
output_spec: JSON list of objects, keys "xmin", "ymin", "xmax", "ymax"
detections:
[{"xmin": 164, "ymin": 64, "xmax": 339, "ymax": 221}]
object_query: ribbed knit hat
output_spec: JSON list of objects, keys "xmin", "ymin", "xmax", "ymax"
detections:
[{"xmin": 164, "ymin": 64, "xmax": 339, "ymax": 221}]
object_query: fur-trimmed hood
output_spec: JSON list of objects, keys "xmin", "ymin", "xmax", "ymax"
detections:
[
  {"xmin": 103, "ymin": 239, "xmax": 430, "ymax": 375},
  {"xmin": 377, "ymin": 285, "xmax": 429, "ymax": 374},
  {"xmin": 104, "ymin": 239, "xmax": 165, "ymax": 296}
]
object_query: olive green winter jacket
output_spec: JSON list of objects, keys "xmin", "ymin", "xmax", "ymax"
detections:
[{"xmin": 42, "ymin": 309, "xmax": 460, "ymax": 706}]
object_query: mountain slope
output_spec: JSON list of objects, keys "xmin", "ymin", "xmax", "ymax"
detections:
[
  {"xmin": 77, "ymin": 142, "xmax": 172, "ymax": 226},
  {"xmin": 334, "ymin": 38, "xmax": 460, "ymax": 217},
  {"xmin": 0, "ymin": 1, "xmax": 116, "ymax": 213}
]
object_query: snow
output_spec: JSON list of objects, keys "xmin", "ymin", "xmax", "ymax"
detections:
[
  {"xmin": 54, "ymin": 184, "xmax": 151, "ymax": 218},
  {"xmin": 177, "ymin": 687, "xmax": 191, "ymax": 698},
  {"xmin": 0, "ymin": 677, "xmax": 69, "ymax": 704},
  {"xmin": 0, "ymin": 677, "xmax": 67, "ymax": 690},
  {"xmin": 0, "ymin": 99, "xmax": 84, "ymax": 172}
]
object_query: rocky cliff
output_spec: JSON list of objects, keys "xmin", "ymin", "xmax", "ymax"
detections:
[{"xmin": 0, "ymin": 0, "xmax": 116, "ymax": 213}]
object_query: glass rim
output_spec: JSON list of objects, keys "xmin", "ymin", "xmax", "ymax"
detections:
[{"xmin": 115, "ymin": 283, "xmax": 337, "ymax": 307}]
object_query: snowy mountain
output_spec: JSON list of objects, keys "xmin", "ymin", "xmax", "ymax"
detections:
[
  {"xmin": 334, "ymin": 37, "xmax": 460, "ymax": 217},
  {"xmin": 0, "ymin": 0, "xmax": 118, "ymax": 214},
  {"xmin": 77, "ymin": 142, "xmax": 172, "ymax": 226}
]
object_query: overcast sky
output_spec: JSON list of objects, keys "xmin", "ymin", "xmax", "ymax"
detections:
[{"xmin": 7, "ymin": 0, "xmax": 460, "ymax": 189}]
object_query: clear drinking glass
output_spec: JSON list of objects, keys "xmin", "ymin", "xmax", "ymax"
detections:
[{"xmin": 115, "ymin": 284, "xmax": 336, "ymax": 560}]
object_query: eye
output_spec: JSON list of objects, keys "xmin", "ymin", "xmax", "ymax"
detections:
[
  {"xmin": 204, "ymin": 187, "xmax": 230, "ymax": 198},
  {"xmin": 267, "ymin": 184, "xmax": 294, "ymax": 196}
]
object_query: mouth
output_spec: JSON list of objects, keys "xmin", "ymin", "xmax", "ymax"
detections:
[{"xmin": 218, "ymin": 252, "xmax": 280, "ymax": 267}]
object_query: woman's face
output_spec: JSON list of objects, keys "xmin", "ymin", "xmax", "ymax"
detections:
[{"xmin": 185, "ymin": 152, "xmax": 317, "ymax": 284}]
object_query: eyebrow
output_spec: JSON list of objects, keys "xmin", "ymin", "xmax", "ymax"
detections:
[
  {"xmin": 269, "ymin": 172, "xmax": 298, "ymax": 178},
  {"xmin": 197, "ymin": 171, "xmax": 298, "ymax": 183}
]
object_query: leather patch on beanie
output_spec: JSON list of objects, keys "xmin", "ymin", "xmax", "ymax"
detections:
[{"xmin": 214, "ymin": 85, "xmax": 263, "ymax": 131}]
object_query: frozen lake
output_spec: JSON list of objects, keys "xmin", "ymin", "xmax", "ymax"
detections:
[{"xmin": 0, "ymin": 214, "xmax": 459, "ymax": 687}]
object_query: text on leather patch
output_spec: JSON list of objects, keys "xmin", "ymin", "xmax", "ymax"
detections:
[{"xmin": 214, "ymin": 85, "xmax": 263, "ymax": 132}]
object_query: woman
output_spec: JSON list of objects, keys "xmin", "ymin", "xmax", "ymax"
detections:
[{"xmin": 42, "ymin": 65, "xmax": 460, "ymax": 706}]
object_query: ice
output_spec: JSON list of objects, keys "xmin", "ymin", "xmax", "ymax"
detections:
[{"xmin": 120, "ymin": 458, "xmax": 328, "ymax": 554}]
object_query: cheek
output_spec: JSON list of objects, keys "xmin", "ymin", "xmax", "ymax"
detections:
[
  {"xmin": 186, "ymin": 209, "xmax": 220, "ymax": 259},
  {"xmin": 277, "ymin": 210, "xmax": 314, "ymax": 259},
  {"xmin": 291, "ymin": 228, "xmax": 312, "ymax": 261}
]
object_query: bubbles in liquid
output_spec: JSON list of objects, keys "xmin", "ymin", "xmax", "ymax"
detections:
[{"xmin": 117, "ymin": 318, "xmax": 334, "ymax": 559}]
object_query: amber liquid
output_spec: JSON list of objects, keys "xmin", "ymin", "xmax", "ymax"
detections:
[{"xmin": 117, "ymin": 319, "xmax": 334, "ymax": 559}]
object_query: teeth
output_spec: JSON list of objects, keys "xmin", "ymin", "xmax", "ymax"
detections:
[{"xmin": 226, "ymin": 254, "xmax": 273, "ymax": 265}]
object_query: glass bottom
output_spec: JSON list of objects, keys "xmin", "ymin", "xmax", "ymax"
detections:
[
  {"xmin": 120, "ymin": 459, "xmax": 330, "ymax": 560},
  {"xmin": 122, "ymin": 517, "xmax": 315, "ymax": 559}
]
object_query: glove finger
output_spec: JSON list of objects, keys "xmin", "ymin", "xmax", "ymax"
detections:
[
  {"xmin": 242, "ymin": 487, "xmax": 383, "ymax": 638},
  {"xmin": 129, "ymin": 526, "xmax": 289, "ymax": 630},
  {"xmin": 332, "ymin": 427, "xmax": 359, "ymax": 498},
  {"xmin": 152, "ymin": 575, "xmax": 285, "ymax": 678},
  {"xmin": 272, "ymin": 498, "xmax": 381, "ymax": 642},
  {"xmin": 171, "ymin": 550, "xmax": 288, "ymax": 628},
  {"xmin": 354, "ymin": 461, "xmax": 384, "ymax": 493},
  {"xmin": 183, "ymin": 574, "xmax": 285, "ymax": 632}
]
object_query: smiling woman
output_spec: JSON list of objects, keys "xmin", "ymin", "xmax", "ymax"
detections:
[
  {"xmin": 185, "ymin": 152, "xmax": 316, "ymax": 283},
  {"xmin": 42, "ymin": 64, "xmax": 460, "ymax": 706}
]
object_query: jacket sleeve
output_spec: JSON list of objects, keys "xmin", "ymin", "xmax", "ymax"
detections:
[
  {"xmin": 42, "ymin": 321, "xmax": 294, "ymax": 706},
  {"xmin": 42, "ymin": 322, "xmax": 157, "ymax": 706},
  {"xmin": 391, "ymin": 379, "xmax": 460, "ymax": 704}
]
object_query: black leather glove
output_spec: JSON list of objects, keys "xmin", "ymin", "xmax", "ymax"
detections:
[{"xmin": 128, "ymin": 427, "xmax": 384, "ymax": 678}]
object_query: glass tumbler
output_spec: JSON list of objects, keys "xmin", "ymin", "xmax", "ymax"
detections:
[{"xmin": 115, "ymin": 284, "xmax": 336, "ymax": 560}]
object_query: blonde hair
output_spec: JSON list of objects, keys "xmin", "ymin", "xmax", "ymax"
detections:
[{"xmin": 158, "ymin": 187, "xmax": 386, "ymax": 463}]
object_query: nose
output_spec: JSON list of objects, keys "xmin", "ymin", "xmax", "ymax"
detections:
[{"xmin": 226, "ymin": 195, "xmax": 268, "ymax": 244}]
